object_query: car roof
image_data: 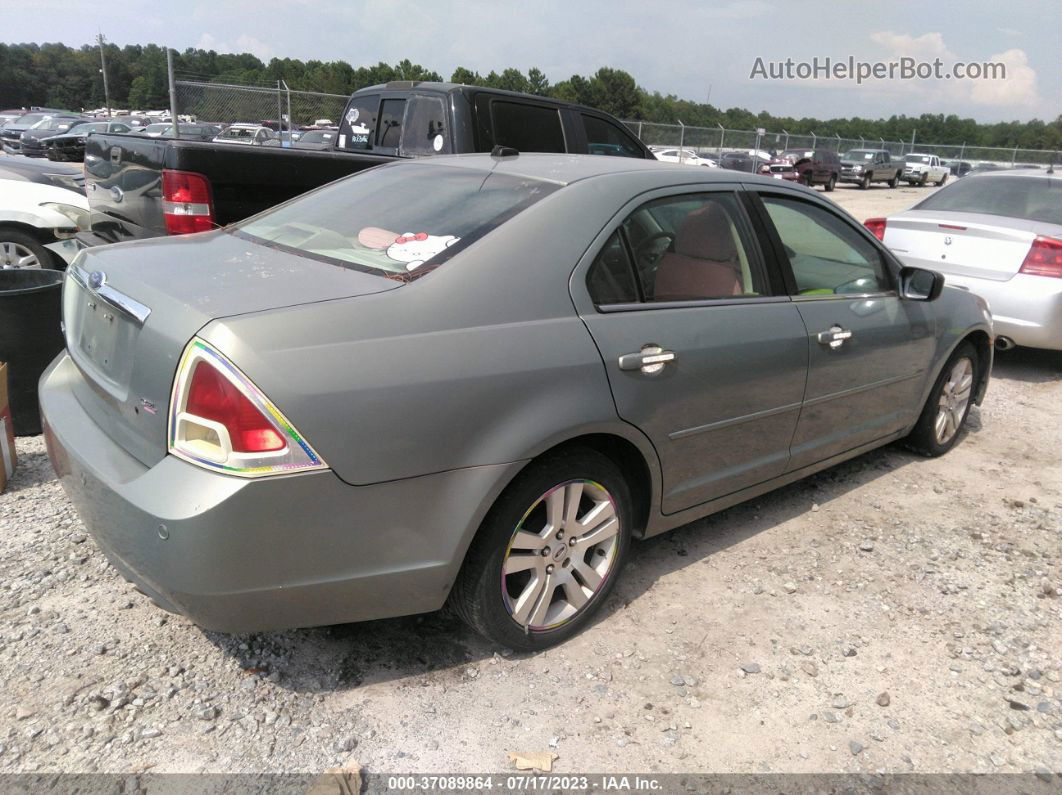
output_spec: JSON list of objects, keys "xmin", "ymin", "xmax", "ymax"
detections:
[{"xmin": 399, "ymin": 152, "xmax": 766, "ymax": 186}]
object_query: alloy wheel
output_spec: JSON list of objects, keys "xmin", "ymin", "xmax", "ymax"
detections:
[
  {"xmin": 0, "ymin": 241, "xmax": 42, "ymax": 269},
  {"xmin": 501, "ymin": 479, "xmax": 621, "ymax": 631},
  {"xmin": 934, "ymin": 357, "xmax": 974, "ymax": 444}
]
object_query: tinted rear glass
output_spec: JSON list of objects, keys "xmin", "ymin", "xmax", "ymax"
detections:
[
  {"xmin": 235, "ymin": 163, "xmax": 559, "ymax": 279},
  {"xmin": 915, "ymin": 176, "xmax": 1062, "ymax": 225},
  {"xmin": 491, "ymin": 101, "xmax": 565, "ymax": 153}
]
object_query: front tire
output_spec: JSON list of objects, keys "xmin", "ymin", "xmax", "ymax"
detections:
[
  {"xmin": 860, "ymin": 174, "xmax": 870, "ymax": 190},
  {"xmin": 904, "ymin": 342, "xmax": 978, "ymax": 457},
  {"xmin": 0, "ymin": 229, "xmax": 53, "ymax": 270},
  {"xmin": 451, "ymin": 448, "xmax": 632, "ymax": 651}
]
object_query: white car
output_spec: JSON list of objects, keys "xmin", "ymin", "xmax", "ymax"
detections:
[
  {"xmin": 212, "ymin": 124, "xmax": 279, "ymax": 146},
  {"xmin": 867, "ymin": 169, "xmax": 1062, "ymax": 351},
  {"xmin": 903, "ymin": 153, "xmax": 949, "ymax": 186},
  {"xmin": 0, "ymin": 158, "xmax": 88, "ymax": 269},
  {"xmin": 651, "ymin": 147, "xmax": 717, "ymax": 167}
]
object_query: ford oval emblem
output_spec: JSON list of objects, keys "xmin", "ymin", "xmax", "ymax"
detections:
[
  {"xmin": 88, "ymin": 270, "xmax": 106, "ymax": 290},
  {"xmin": 110, "ymin": 185, "xmax": 124, "ymax": 203}
]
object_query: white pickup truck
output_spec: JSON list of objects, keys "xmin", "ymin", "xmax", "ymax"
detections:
[{"xmin": 902, "ymin": 153, "xmax": 949, "ymax": 186}]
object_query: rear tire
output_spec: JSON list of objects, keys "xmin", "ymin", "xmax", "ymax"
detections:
[
  {"xmin": 888, "ymin": 173, "xmax": 899, "ymax": 188},
  {"xmin": 904, "ymin": 342, "xmax": 978, "ymax": 457},
  {"xmin": 450, "ymin": 448, "xmax": 632, "ymax": 651},
  {"xmin": 825, "ymin": 174, "xmax": 836, "ymax": 192},
  {"xmin": 937, "ymin": 173, "xmax": 948, "ymax": 186}
]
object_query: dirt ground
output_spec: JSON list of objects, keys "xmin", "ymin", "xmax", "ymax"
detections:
[{"xmin": 1, "ymin": 181, "xmax": 1060, "ymax": 779}]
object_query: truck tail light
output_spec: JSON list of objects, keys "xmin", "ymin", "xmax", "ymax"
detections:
[
  {"xmin": 864, "ymin": 217, "xmax": 887, "ymax": 241},
  {"xmin": 161, "ymin": 169, "xmax": 215, "ymax": 235},
  {"xmin": 168, "ymin": 337, "xmax": 327, "ymax": 477},
  {"xmin": 1019, "ymin": 236, "xmax": 1062, "ymax": 279}
]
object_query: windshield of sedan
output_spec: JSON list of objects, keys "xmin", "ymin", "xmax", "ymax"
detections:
[
  {"xmin": 236, "ymin": 163, "xmax": 559, "ymax": 278},
  {"xmin": 842, "ymin": 150, "xmax": 875, "ymax": 161},
  {"xmin": 914, "ymin": 176, "xmax": 1062, "ymax": 225}
]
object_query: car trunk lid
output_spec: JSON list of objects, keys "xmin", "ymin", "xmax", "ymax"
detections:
[
  {"xmin": 63, "ymin": 230, "xmax": 401, "ymax": 468},
  {"xmin": 883, "ymin": 211, "xmax": 1037, "ymax": 281}
]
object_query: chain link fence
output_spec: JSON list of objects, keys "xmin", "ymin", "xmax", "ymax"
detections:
[
  {"xmin": 171, "ymin": 79, "xmax": 1056, "ymax": 167},
  {"xmin": 174, "ymin": 80, "xmax": 349, "ymax": 134},
  {"xmin": 624, "ymin": 120, "xmax": 1058, "ymax": 166}
]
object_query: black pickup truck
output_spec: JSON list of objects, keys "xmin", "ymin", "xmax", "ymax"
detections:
[{"xmin": 72, "ymin": 82, "xmax": 653, "ymax": 252}]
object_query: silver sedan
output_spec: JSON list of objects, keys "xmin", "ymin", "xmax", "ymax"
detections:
[
  {"xmin": 866, "ymin": 169, "xmax": 1062, "ymax": 351},
  {"xmin": 42, "ymin": 154, "xmax": 992, "ymax": 650}
]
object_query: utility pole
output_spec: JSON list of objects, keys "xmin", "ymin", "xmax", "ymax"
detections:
[
  {"xmin": 97, "ymin": 32, "xmax": 112, "ymax": 118},
  {"xmin": 167, "ymin": 48, "xmax": 179, "ymax": 138}
]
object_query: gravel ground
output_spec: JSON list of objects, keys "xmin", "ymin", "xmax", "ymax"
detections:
[{"xmin": 1, "ymin": 183, "xmax": 1060, "ymax": 778}]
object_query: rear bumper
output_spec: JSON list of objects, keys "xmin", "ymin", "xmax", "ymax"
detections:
[
  {"xmin": 41, "ymin": 352, "xmax": 522, "ymax": 632},
  {"xmin": 942, "ymin": 272, "xmax": 1062, "ymax": 351}
]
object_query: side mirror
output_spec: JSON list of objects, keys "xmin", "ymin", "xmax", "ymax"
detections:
[{"xmin": 900, "ymin": 266, "xmax": 945, "ymax": 301}]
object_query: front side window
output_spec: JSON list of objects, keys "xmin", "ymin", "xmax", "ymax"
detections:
[
  {"xmin": 582, "ymin": 115, "xmax": 644, "ymax": 158},
  {"xmin": 761, "ymin": 195, "xmax": 890, "ymax": 295},
  {"xmin": 401, "ymin": 95, "xmax": 451, "ymax": 156},
  {"xmin": 338, "ymin": 94, "xmax": 379, "ymax": 151},
  {"xmin": 377, "ymin": 99, "xmax": 406, "ymax": 149},
  {"xmin": 236, "ymin": 164, "xmax": 558, "ymax": 279},
  {"xmin": 621, "ymin": 193, "xmax": 765, "ymax": 302}
]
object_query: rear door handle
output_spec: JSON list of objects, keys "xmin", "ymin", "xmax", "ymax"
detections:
[
  {"xmin": 817, "ymin": 326, "xmax": 853, "ymax": 349},
  {"xmin": 618, "ymin": 345, "xmax": 676, "ymax": 374}
]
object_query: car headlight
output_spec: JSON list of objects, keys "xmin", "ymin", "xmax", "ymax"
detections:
[{"xmin": 39, "ymin": 202, "xmax": 89, "ymax": 235}]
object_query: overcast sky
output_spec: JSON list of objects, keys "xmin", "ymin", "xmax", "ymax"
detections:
[{"xmin": 8, "ymin": 0, "xmax": 1059, "ymax": 122}]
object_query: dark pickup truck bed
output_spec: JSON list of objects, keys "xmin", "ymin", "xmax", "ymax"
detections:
[{"xmin": 76, "ymin": 81, "xmax": 653, "ymax": 250}]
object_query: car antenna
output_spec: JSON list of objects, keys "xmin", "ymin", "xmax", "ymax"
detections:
[{"xmin": 491, "ymin": 145, "xmax": 519, "ymax": 158}]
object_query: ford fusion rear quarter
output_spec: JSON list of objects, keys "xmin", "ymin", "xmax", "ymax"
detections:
[{"xmin": 42, "ymin": 154, "xmax": 992, "ymax": 650}]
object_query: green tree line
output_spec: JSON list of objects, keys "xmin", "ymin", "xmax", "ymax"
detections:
[{"xmin": 2, "ymin": 41, "xmax": 1059, "ymax": 150}]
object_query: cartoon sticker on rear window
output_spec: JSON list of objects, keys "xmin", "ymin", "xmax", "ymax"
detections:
[{"xmin": 357, "ymin": 227, "xmax": 460, "ymax": 271}]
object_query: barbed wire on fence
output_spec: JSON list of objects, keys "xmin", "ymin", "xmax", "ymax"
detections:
[{"xmin": 173, "ymin": 79, "xmax": 1057, "ymax": 166}]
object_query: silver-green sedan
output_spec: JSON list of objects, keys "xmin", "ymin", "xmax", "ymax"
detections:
[{"xmin": 41, "ymin": 153, "xmax": 992, "ymax": 650}]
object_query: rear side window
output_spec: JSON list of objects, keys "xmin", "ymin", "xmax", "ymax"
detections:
[
  {"xmin": 582, "ymin": 115, "xmax": 644, "ymax": 158},
  {"xmin": 587, "ymin": 231, "xmax": 639, "ymax": 304},
  {"xmin": 490, "ymin": 101, "xmax": 565, "ymax": 153},
  {"xmin": 338, "ymin": 94, "xmax": 379, "ymax": 151},
  {"xmin": 622, "ymin": 193, "xmax": 766, "ymax": 302},
  {"xmin": 401, "ymin": 95, "xmax": 451, "ymax": 156},
  {"xmin": 377, "ymin": 99, "xmax": 406, "ymax": 149},
  {"xmin": 236, "ymin": 164, "xmax": 558, "ymax": 279}
]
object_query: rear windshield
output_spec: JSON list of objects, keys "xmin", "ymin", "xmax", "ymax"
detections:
[
  {"xmin": 914, "ymin": 176, "xmax": 1061, "ymax": 225},
  {"xmin": 218, "ymin": 128, "xmax": 256, "ymax": 139},
  {"xmin": 235, "ymin": 163, "xmax": 559, "ymax": 279},
  {"xmin": 906, "ymin": 155, "xmax": 932, "ymax": 163}
]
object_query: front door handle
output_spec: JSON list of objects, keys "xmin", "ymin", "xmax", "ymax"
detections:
[
  {"xmin": 618, "ymin": 344, "xmax": 676, "ymax": 374},
  {"xmin": 817, "ymin": 326, "xmax": 853, "ymax": 349}
]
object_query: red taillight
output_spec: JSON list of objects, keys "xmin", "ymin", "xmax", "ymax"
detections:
[
  {"xmin": 864, "ymin": 217, "xmax": 886, "ymax": 241},
  {"xmin": 1019, "ymin": 236, "xmax": 1062, "ymax": 279},
  {"xmin": 185, "ymin": 360, "xmax": 284, "ymax": 453},
  {"xmin": 161, "ymin": 169, "xmax": 214, "ymax": 235}
]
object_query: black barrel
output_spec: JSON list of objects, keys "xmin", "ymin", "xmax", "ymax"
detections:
[{"xmin": 0, "ymin": 269, "xmax": 65, "ymax": 435}]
